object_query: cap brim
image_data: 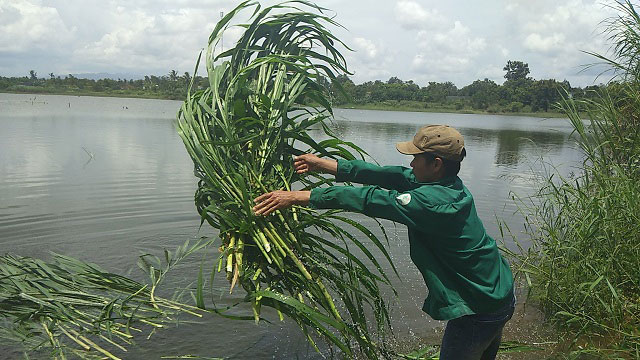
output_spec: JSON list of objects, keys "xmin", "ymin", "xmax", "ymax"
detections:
[{"xmin": 396, "ymin": 141, "xmax": 424, "ymax": 155}]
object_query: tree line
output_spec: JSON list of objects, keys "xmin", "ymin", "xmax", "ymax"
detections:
[
  {"xmin": 0, "ymin": 61, "xmax": 609, "ymax": 114},
  {"xmin": 0, "ymin": 69, "xmax": 200, "ymax": 100},
  {"xmin": 329, "ymin": 60, "xmax": 605, "ymax": 114}
]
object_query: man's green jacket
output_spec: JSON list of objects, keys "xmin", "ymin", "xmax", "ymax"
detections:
[{"xmin": 309, "ymin": 159, "xmax": 514, "ymax": 320}]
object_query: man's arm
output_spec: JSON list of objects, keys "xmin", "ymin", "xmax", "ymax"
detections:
[
  {"xmin": 295, "ymin": 154, "xmax": 416, "ymax": 191},
  {"xmin": 336, "ymin": 160, "xmax": 416, "ymax": 191},
  {"xmin": 253, "ymin": 186, "xmax": 429, "ymax": 227},
  {"xmin": 309, "ymin": 185, "xmax": 431, "ymax": 228},
  {"xmin": 253, "ymin": 190, "xmax": 310, "ymax": 216},
  {"xmin": 294, "ymin": 154, "xmax": 337, "ymax": 175}
]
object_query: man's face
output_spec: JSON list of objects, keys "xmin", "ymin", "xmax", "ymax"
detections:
[{"xmin": 410, "ymin": 153, "xmax": 442, "ymax": 182}]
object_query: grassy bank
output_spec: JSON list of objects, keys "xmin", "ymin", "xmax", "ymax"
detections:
[
  {"xmin": 507, "ymin": 1, "xmax": 640, "ymax": 357},
  {"xmin": 336, "ymin": 102, "xmax": 566, "ymax": 118},
  {"xmin": 0, "ymin": 88, "xmax": 566, "ymax": 118},
  {"xmin": 0, "ymin": 86, "xmax": 179, "ymax": 100}
]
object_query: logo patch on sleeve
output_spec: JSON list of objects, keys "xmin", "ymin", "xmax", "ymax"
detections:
[{"xmin": 396, "ymin": 193, "xmax": 412, "ymax": 206}]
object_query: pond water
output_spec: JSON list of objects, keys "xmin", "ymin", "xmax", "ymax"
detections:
[{"xmin": 0, "ymin": 93, "xmax": 580, "ymax": 358}]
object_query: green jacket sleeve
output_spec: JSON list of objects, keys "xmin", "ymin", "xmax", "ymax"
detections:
[
  {"xmin": 336, "ymin": 159, "xmax": 417, "ymax": 192},
  {"xmin": 310, "ymin": 185, "xmax": 432, "ymax": 228}
]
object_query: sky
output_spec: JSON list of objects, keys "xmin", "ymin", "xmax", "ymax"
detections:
[{"xmin": 0, "ymin": 0, "xmax": 623, "ymax": 88}]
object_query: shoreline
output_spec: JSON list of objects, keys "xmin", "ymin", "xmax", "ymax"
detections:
[
  {"xmin": 335, "ymin": 103, "xmax": 567, "ymax": 119},
  {"xmin": 0, "ymin": 89, "xmax": 178, "ymax": 101},
  {"xmin": 0, "ymin": 90, "xmax": 566, "ymax": 119}
]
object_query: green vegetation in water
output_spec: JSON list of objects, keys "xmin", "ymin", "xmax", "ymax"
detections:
[
  {"xmin": 505, "ymin": 1, "xmax": 640, "ymax": 358},
  {"xmin": 0, "ymin": 239, "xmax": 209, "ymax": 360},
  {"xmin": 176, "ymin": 1, "xmax": 397, "ymax": 358}
]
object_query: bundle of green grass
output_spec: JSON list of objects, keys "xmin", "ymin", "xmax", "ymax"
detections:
[{"xmin": 176, "ymin": 1, "xmax": 396, "ymax": 357}]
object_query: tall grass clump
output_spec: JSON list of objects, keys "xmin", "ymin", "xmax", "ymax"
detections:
[
  {"xmin": 176, "ymin": 1, "xmax": 396, "ymax": 357},
  {"xmin": 511, "ymin": 1, "xmax": 640, "ymax": 357}
]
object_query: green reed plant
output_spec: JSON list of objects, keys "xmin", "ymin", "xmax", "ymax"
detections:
[
  {"xmin": 176, "ymin": 1, "xmax": 396, "ymax": 358},
  {"xmin": 508, "ymin": 1, "xmax": 640, "ymax": 357},
  {"xmin": 0, "ymin": 249, "xmax": 206, "ymax": 360}
]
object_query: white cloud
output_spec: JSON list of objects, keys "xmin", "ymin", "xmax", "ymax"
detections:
[
  {"xmin": 0, "ymin": 0, "xmax": 75, "ymax": 53},
  {"xmin": 477, "ymin": 65, "xmax": 506, "ymax": 81},
  {"xmin": 388, "ymin": 1, "xmax": 488, "ymax": 83},
  {"xmin": 503, "ymin": 0, "xmax": 617, "ymax": 81},
  {"xmin": 524, "ymin": 33, "xmax": 566, "ymax": 53},
  {"xmin": 0, "ymin": 0, "xmax": 243, "ymax": 75},
  {"xmin": 412, "ymin": 53, "xmax": 470, "ymax": 72},
  {"xmin": 0, "ymin": 0, "xmax": 622, "ymax": 86},
  {"xmin": 73, "ymin": 5, "xmax": 217, "ymax": 73},
  {"xmin": 394, "ymin": 0, "xmax": 446, "ymax": 30},
  {"xmin": 347, "ymin": 37, "xmax": 394, "ymax": 81},
  {"xmin": 411, "ymin": 20, "xmax": 486, "ymax": 79},
  {"xmin": 353, "ymin": 37, "xmax": 379, "ymax": 60},
  {"xmin": 429, "ymin": 21, "xmax": 486, "ymax": 54}
]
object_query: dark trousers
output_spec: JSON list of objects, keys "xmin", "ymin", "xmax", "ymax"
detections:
[{"xmin": 439, "ymin": 294, "xmax": 516, "ymax": 360}]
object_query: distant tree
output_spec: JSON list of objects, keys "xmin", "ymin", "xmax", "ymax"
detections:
[
  {"xmin": 150, "ymin": 75, "xmax": 160, "ymax": 91},
  {"xmin": 330, "ymin": 74, "xmax": 355, "ymax": 104},
  {"xmin": 423, "ymin": 81, "xmax": 458, "ymax": 102},
  {"xmin": 29, "ymin": 70, "xmax": 37, "ymax": 80},
  {"xmin": 143, "ymin": 76, "xmax": 151, "ymax": 90},
  {"xmin": 405, "ymin": 80, "xmax": 420, "ymax": 94},
  {"xmin": 169, "ymin": 70, "xmax": 178, "ymax": 82},
  {"xmin": 502, "ymin": 77, "xmax": 534, "ymax": 105},
  {"xmin": 387, "ymin": 76, "xmax": 403, "ymax": 84},
  {"xmin": 461, "ymin": 78, "xmax": 500, "ymax": 109},
  {"xmin": 503, "ymin": 60, "xmax": 530, "ymax": 81},
  {"xmin": 530, "ymin": 79, "xmax": 565, "ymax": 112},
  {"xmin": 49, "ymin": 73, "xmax": 55, "ymax": 80},
  {"xmin": 63, "ymin": 74, "xmax": 72, "ymax": 87},
  {"xmin": 92, "ymin": 81, "xmax": 104, "ymax": 92}
]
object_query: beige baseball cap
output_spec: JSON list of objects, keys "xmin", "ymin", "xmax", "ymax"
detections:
[{"xmin": 396, "ymin": 125, "xmax": 465, "ymax": 161}]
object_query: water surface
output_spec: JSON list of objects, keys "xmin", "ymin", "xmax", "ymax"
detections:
[{"xmin": 0, "ymin": 94, "xmax": 580, "ymax": 358}]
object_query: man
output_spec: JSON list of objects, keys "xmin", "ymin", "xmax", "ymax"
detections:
[{"xmin": 253, "ymin": 125, "xmax": 515, "ymax": 359}]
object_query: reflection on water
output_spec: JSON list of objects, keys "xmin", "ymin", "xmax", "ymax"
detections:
[
  {"xmin": 0, "ymin": 94, "xmax": 583, "ymax": 358},
  {"xmin": 463, "ymin": 127, "xmax": 568, "ymax": 167},
  {"xmin": 329, "ymin": 112, "xmax": 573, "ymax": 169}
]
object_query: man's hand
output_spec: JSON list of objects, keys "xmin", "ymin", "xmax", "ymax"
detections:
[
  {"xmin": 253, "ymin": 190, "xmax": 311, "ymax": 216},
  {"xmin": 294, "ymin": 154, "xmax": 338, "ymax": 175}
]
